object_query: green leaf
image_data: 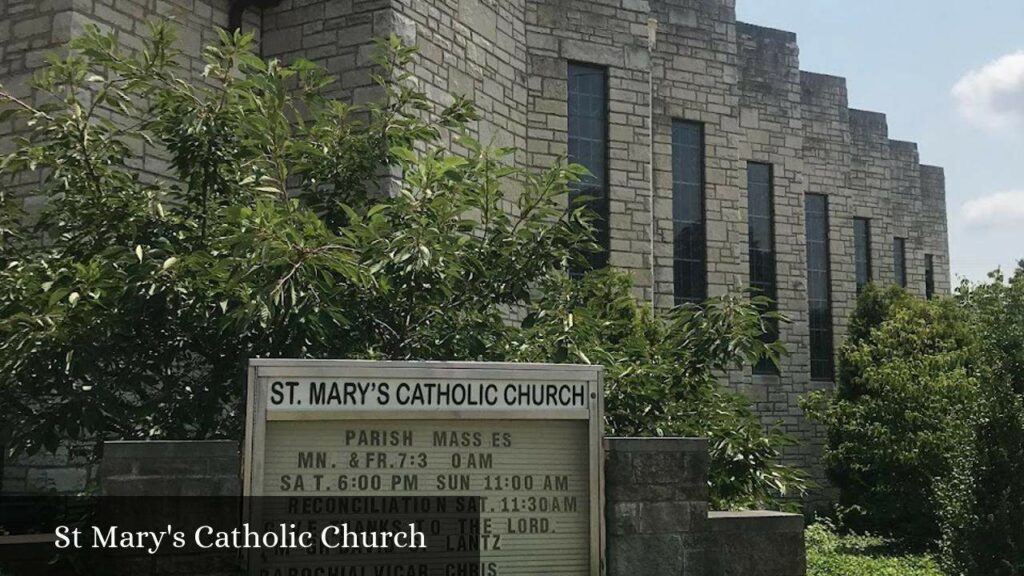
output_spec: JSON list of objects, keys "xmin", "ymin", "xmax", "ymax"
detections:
[{"xmin": 389, "ymin": 146, "xmax": 417, "ymax": 163}]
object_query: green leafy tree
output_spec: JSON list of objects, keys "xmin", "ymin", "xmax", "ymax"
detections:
[
  {"xmin": 510, "ymin": 270, "xmax": 804, "ymax": 508},
  {"xmin": 0, "ymin": 25, "xmax": 589, "ymax": 453},
  {"xmin": 0, "ymin": 23, "xmax": 800, "ymax": 509},
  {"xmin": 936, "ymin": 267, "xmax": 1024, "ymax": 576},
  {"xmin": 807, "ymin": 275, "xmax": 1024, "ymax": 573},
  {"xmin": 804, "ymin": 284, "xmax": 980, "ymax": 545}
]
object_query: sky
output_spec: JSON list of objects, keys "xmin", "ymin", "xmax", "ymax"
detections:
[{"xmin": 736, "ymin": 0, "xmax": 1024, "ymax": 284}]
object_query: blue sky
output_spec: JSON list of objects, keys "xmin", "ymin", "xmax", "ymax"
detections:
[{"xmin": 736, "ymin": 0, "xmax": 1024, "ymax": 284}]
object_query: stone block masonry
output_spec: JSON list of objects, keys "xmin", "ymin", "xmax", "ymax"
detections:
[
  {"xmin": 606, "ymin": 437, "xmax": 805, "ymax": 575},
  {"xmin": 99, "ymin": 440, "xmax": 241, "ymax": 497},
  {"xmin": 1, "ymin": 443, "xmax": 97, "ymax": 494},
  {"xmin": 605, "ymin": 438, "xmax": 711, "ymax": 575},
  {"xmin": 708, "ymin": 510, "xmax": 806, "ymax": 576},
  {"xmin": 1, "ymin": 0, "xmax": 951, "ymax": 505}
]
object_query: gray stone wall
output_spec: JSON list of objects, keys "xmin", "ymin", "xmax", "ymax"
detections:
[
  {"xmin": 708, "ymin": 511, "xmax": 806, "ymax": 576},
  {"xmin": 97, "ymin": 441, "xmax": 242, "ymax": 576},
  {"xmin": 0, "ymin": 0, "xmax": 255, "ymax": 197},
  {"xmin": 649, "ymin": 0, "xmax": 745, "ymax": 308},
  {"xmin": 99, "ymin": 440, "xmax": 240, "ymax": 496},
  {"xmin": 1, "ymin": 0, "xmax": 75, "ymax": 215},
  {"xmin": 606, "ymin": 437, "xmax": 710, "ymax": 575},
  {"xmin": 920, "ymin": 164, "xmax": 951, "ymax": 294},
  {"xmin": 526, "ymin": 0, "xmax": 654, "ymax": 299},
  {"xmin": 733, "ymin": 23, "xmax": 816, "ymax": 477},
  {"xmin": 605, "ymin": 437, "xmax": 806, "ymax": 576},
  {"xmin": 1, "ymin": 0, "xmax": 952, "ymax": 505},
  {"xmin": 0, "ymin": 0, "xmax": 74, "ymax": 108},
  {"xmin": 261, "ymin": 0, "xmax": 389, "ymax": 105},
  {"xmin": 0, "ymin": 443, "xmax": 97, "ymax": 494}
]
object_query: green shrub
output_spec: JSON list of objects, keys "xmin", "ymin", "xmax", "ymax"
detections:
[
  {"xmin": 935, "ymin": 268, "xmax": 1024, "ymax": 576},
  {"xmin": 935, "ymin": 375, "xmax": 1024, "ymax": 576},
  {"xmin": 510, "ymin": 270, "xmax": 804, "ymax": 508},
  {"xmin": 804, "ymin": 285, "xmax": 980, "ymax": 545},
  {"xmin": 807, "ymin": 523, "xmax": 943, "ymax": 576},
  {"xmin": 807, "ymin": 272, "xmax": 1024, "ymax": 574}
]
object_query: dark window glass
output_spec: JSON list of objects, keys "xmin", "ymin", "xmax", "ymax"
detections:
[
  {"xmin": 894, "ymin": 237, "xmax": 907, "ymax": 287},
  {"xmin": 854, "ymin": 218, "xmax": 872, "ymax": 293},
  {"xmin": 925, "ymin": 254, "xmax": 935, "ymax": 299},
  {"xmin": 806, "ymin": 194, "xmax": 834, "ymax": 381},
  {"xmin": 567, "ymin": 63, "xmax": 609, "ymax": 272},
  {"xmin": 748, "ymin": 162, "xmax": 777, "ymax": 374},
  {"xmin": 672, "ymin": 121, "xmax": 707, "ymax": 305}
]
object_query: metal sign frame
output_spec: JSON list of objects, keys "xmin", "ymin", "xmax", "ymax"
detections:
[{"xmin": 243, "ymin": 359, "xmax": 605, "ymax": 575}]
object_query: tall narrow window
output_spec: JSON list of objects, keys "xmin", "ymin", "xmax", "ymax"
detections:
[
  {"xmin": 854, "ymin": 218, "xmax": 872, "ymax": 293},
  {"xmin": 806, "ymin": 194, "xmax": 834, "ymax": 381},
  {"xmin": 893, "ymin": 237, "xmax": 907, "ymax": 288},
  {"xmin": 925, "ymin": 254, "xmax": 935, "ymax": 299},
  {"xmin": 567, "ymin": 63, "xmax": 609, "ymax": 272},
  {"xmin": 672, "ymin": 121, "xmax": 706, "ymax": 305},
  {"xmin": 748, "ymin": 162, "xmax": 777, "ymax": 374}
]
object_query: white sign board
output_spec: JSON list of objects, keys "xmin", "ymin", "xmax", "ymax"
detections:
[{"xmin": 243, "ymin": 360, "xmax": 604, "ymax": 575}]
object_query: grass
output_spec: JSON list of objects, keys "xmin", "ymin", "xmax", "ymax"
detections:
[{"xmin": 807, "ymin": 523, "xmax": 944, "ymax": 576}]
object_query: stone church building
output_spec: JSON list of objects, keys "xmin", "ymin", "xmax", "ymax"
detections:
[{"xmin": 1, "ymin": 0, "xmax": 950, "ymax": 497}]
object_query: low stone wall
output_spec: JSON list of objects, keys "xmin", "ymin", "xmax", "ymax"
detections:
[
  {"xmin": 1, "ymin": 443, "xmax": 96, "ymax": 494},
  {"xmin": 97, "ymin": 441, "xmax": 243, "ymax": 576},
  {"xmin": 604, "ymin": 437, "xmax": 806, "ymax": 576},
  {"xmin": 99, "ymin": 440, "xmax": 240, "ymax": 497},
  {"xmin": 708, "ymin": 511, "xmax": 806, "ymax": 576}
]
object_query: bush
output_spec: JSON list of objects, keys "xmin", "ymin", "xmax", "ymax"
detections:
[
  {"xmin": 509, "ymin": 270, "xmax": 804, "ymax": 508},
  {"xmin": 0, "ymin": 24, "xmax": 802, "ymax": 509},
  {"xmin": 807, "ymin": 523, "xmax": 943, "ymax": 576},
  {"xmin": 935, "ymin": 374, "xmax": 1024, "ymax": 576},
  {"xmin": 804, "ymin": 284, "xmax": 980, "ymax": 545},
  {"xmin": 808, "ymin": 272, "xmax": 1024, "ymax": 574},
  {"xmin": 935, "ymin": 268, "xmax": 1024, "ymax": 576}
]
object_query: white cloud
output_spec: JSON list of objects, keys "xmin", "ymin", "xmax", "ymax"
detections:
[
  {"xmin": 952, "ymin": 51, "xmax": 1024, "ymax": 130},
  {"xmin": 962, "ymin": 190, "xmax": 1024, "ymax": 228}
]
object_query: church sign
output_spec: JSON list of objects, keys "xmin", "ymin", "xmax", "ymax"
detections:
[{"xmin": 243, "ymin": 359, "xmax": 604, "ymax": 575}]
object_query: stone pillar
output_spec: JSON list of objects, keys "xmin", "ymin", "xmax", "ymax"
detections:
[{"xmin": 605, "ymin": 437, "xmax": 710, "ymax": 576}]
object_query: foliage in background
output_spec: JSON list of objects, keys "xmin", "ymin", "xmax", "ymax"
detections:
[
  {"xmin": 935, "ymin": 268, "xmax": 1024, "ymax": 576},
  {"xmin": 807, "ymin": 272, "xmax": 1024, "ymax": 575},
  {"xmin": 0, "ymin": 24, "xmax": 800, "ymax": 508},
  {"xmin": 0, "ymin": 25, "xmax": 587, "ymax": 452},
  {"xmin": 509, "ymin": 270, "xmax": 803, "ymax": 508},
  {"xmin": 804, "ymin": 284, "xmax": 980, "ymax": 545},
  {"xmin": 806, "ymin": 522, "xmax": 943, "ymax": 576}
]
